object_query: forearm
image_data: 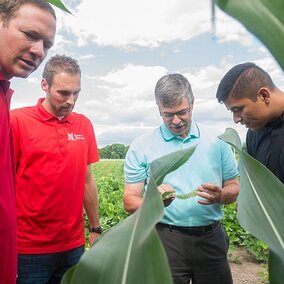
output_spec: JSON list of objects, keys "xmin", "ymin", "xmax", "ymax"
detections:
[
  {"xmin": 123, "ymin": 195, "xmax": 143, "ymax": 214},
  {"xmin": 84, "ymin": 169, "xmax": 100, "ymax": 227},
  {"xmin": 123, "ymin": 182, "xmax": 145, "ymax": 214},
  {"xmin": 220, "ymin": 179, "xmax": 239, "ymax": 204}
]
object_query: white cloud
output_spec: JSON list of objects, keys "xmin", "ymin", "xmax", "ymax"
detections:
[
  {"xmin": 10, "ymin": 0, "xmax": 284, "ymax": 148},
  {"xmin": 56, "ymin": 0, "xmax": 254, "ymax": 49}
]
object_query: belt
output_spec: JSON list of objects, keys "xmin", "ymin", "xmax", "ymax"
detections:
[{"xmin": 156, "ymin": 221, "xmax": 220, "ymax": 236}]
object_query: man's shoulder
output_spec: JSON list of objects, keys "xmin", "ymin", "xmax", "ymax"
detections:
[
  {"xmin": 11, "ymin": 105, "xmax": 36, "ymax": 117},
  {"xmin": 69, "ymin": 112, "xmax": 91, "ymax": 123},
  {"xmin": 70, "ymin": 111, "xmax": 88, "ymax": 118},
  {"xmin": 197, "ymin": 123, "xmax": 224, "ymax": 143},
  {"xmin": 130, "ymin": 127, "xmax": 160, "ymax": 145},
  {"xmin": 69, "ymin": 112, "xmax": 95, "ymax": 133}
]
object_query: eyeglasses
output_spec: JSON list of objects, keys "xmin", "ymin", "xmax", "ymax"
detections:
[{"xmin": 160, "ymin": 108, "xmax": 191, "ymax": 120}]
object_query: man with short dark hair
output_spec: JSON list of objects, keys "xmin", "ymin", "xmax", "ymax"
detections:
[
  {"xmin": 0, "ymin": 1, "xmax": 56, "ymax": 283},
  {"xmin": 216, "ymin": 62, "xmax": 284, "ymax": 183}
]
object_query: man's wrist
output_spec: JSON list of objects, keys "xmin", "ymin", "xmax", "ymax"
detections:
[{"xmin": 89, "ymin": 225, "xmax": 103, "ymax": 234}]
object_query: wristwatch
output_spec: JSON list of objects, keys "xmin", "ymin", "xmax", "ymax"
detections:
[{"xmin": 89, "ymin": 225, "xmax": 103, "ymax": 234}]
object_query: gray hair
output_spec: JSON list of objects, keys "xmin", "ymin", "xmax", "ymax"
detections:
[
  {"xmin": 42, "ymin": 55, "xmax": 81, "ymax": 86},
  {"xmin": 0, "ymin": 0, "xmax": 56, "ymax": 26},
  {"xmin": 154, "ymin": 73, "xmax": 194, "ymax": 107}
]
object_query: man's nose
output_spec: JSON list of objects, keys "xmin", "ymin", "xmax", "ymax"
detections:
[
  {"xmin": 30, "ymin": 40, "xmax": 45, "ymax": 60},
  {"xmin": 233, "ymin": 113, "xmax": 242, "ymax": 124},
  {"xmin": 66, "ymin": 94, "xmax": 76, "ymax": 105},
  {"xmin": 172, "ymin": 114, "xmax": 181, "ymax": 124}
]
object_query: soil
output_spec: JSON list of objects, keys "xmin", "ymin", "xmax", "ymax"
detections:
[{"xmin": 229, "ymin": 247, "xmax": 266, "ymax": 284}]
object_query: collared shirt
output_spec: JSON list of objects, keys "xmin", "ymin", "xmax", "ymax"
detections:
[
  {"xmin": 0, "ymin": 73, "xmax": 17, "ymax": 284},
  {"xmin": 124, "ymin": 121, "xmax": 238, "ymax": 226},
  {"xmin": 11, "ymin": 98, "xmax": 99, "ymax": 254}
]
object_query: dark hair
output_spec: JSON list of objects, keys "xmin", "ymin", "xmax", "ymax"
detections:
[
  {"xmin": 43, "ymin": 55, "xmax": 81, "ymax": 85},
  {"xmin": 155, "ymin": 73, "xmax": 194, "ymax": 107},
  {"xmin": 216, "ymin": 62, "xmax": 276, "ymax": 103},
  {"xmin": 0, "ymin": 0, "xmax": 56, "ymax": 25}
]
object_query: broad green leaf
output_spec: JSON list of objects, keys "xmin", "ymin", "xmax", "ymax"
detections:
[
  {"xmin": 62, "ymin": 146, "xmax": 197, "ymax": 283},
  {"xmin": 61, "ymin": 176, "xmax": 172, "ymax": 284},
  {"xmin": 150, "ymin": 145, "xmax": 197, "ymax": 186},
  {"xmin": 220, "ymin": 128, "xmax": 284, "ymax": 283},
  {"xmin": 269, "ymin": 250, "xmax": 284, "ymax": 284},
  {"xmin": 216, "ymin": 0, "xmax": 284, "ymax": 71},
  {"xmin": 218, "ymin": 127, "xmax": 241, "ymax": 150},
  {"xmin": 48, "ymin": 0, "xmax": 72, "ymax": 14}
]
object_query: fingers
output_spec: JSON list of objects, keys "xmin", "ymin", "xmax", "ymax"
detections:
[
  {"xmin": 158, "ymin": 184, "xmax": 175, "ymax": 195},
  {"xmin": 197, "ymin": 183, "xmax": 222, "ymax": 204},
  {"xmin": 158, "ymin": 184, "xmax": 175, "ymax": 207}
]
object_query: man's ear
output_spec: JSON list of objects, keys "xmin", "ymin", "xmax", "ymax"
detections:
[
  {"xmin": 41, "ymin": 79, "xmax": 49, "ymax": 92},
  {"xmin": 258, "ymin": 87, "xmax": 270, "ymax": 105}
]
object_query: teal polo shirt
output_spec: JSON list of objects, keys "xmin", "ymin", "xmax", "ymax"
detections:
[{"xmin": 124, "ymin": 121, "xmax": 239, "ymax": 226}]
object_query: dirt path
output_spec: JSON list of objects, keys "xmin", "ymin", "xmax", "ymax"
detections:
[{"xmin": 229, "ymin": 247, "xmax": 266, "ymax": 284}]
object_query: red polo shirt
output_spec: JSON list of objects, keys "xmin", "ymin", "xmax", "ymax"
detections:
[
  {"xmin": 0, "ymin": 73, "xmax": 17, "ymax": 284},
  {"xmin": 11, "ymin": 98, "xmax": 99, "ymax": 254}
]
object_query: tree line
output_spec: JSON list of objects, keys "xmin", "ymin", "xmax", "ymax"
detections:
[{"xmin": 99, "ymin": 143, "xmax": 129, "ymax": 159}]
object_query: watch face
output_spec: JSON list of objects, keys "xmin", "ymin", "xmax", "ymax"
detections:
[{"xmin": 90, "ymin": 226, "xmax": 103, "ymax": 234}]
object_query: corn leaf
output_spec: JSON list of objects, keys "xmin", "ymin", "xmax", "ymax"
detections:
[
  {"xmin": 151, "ymin": 145, "xmax": 197, "ymax": 185},
  {"xmin": 62, "ymin": 146, "xmax": 196, "ymax": 283},
  {"xmin": 47, "ymin": 0, "xmax": 72, "ymax": 14},
  {"xmin": 216, "ymin": 0, "xmax": 284, "ymax": 71},
  {"xmin": 219, "ymin": 128, "xmax": 284, "ymax": 283}
]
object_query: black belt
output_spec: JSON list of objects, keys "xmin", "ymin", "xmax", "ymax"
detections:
[{"xmin": 156, "ymin": 221, "xmax": 220, "ymax": 236}]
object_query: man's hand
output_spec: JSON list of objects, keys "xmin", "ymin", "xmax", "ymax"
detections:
[
  {"xmin": 197, "ymin": 183, "xmax": 222, "ymax": 205},
  {"xmin": 158, "ymin": 184, "xmax": 175, "ymax": 207},
  {"xmin": 89, "ymin": 232, "xmax": 101, "ymax": 247}
]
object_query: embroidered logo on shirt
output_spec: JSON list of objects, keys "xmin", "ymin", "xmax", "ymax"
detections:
[{"xmin": 67, "ymin": 133, "xmax": 85, "ymax": 141}]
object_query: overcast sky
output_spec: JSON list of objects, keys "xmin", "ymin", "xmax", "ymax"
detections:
[{"xmin": 10, "ymin": 0, "xmax": 284, "ymax": 147}]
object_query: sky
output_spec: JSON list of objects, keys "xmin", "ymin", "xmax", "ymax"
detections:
[{"xmin": 11, "ymin": 0, "xmax": 284, "ymax": 147}]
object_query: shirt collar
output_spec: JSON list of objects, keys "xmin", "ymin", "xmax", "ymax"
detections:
[
  {"xmin": 0, "ymin": 72, "xmax": 14, "ymax": 97},
  {"xmin": 160, "ymin": 121, "xmax": 200, "ymax": 142},
  {"xmin": 36, "ymin": 98, "xmax": 72, "ymax": 123},
  {"xmin": 264, "ymin": 111, "xmax": 284, "ymax": 128}
]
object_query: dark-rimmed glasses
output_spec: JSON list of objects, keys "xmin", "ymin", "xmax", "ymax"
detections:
[{"xmin": 160, "ymin": 108, "xmax": 191, "ymax": 120}]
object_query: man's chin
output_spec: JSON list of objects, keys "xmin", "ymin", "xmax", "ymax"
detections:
[{"xmin": 14, "ymin": 69, "xmax": 34, "ymax": 79}]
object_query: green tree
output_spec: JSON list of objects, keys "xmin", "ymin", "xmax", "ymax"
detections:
[{"xmin": 99, "ymin": 143, "xmax": 128, "ymax": 159}]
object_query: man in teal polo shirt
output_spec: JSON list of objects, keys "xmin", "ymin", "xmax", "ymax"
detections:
[{"xmin": 124, "ymin": 73, "xmax": 239, "ymax": 284}]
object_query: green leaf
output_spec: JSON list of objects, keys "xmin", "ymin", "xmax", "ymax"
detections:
[
  {"xmin": 62, "ymin": 176, "xmax": 172, "ymax": 284},
  {"xmin": 220, "ymin": 128, "xmax": 284, "ymax": 283},
  {"xmin": 62, "ymin": 146, "xmax": 197, "ymax": 283},
  {"xmin": 216, "ymin": 0, "xmax": 284, "ymax": 70},
  {"xmin": 218, "ymin": 127, "xmax": 241, "ymax": 150},
  {"xmin": 175, "ymin": 190, "xmax": 198, "ymax": 199},
  {"xmin": 269, "ymin": 250, "xmax": 284, "ymax": 284},
  {"xmin": 47, "ymin": 0, "xmax": 72, "ymax": 14},
  {"xmin": 150, "ymin": 145, "xmax": 197, "ymax": 186},
  {"xmin": 162, "ymin": 189, "xmax": 198, "ymax": 200}
]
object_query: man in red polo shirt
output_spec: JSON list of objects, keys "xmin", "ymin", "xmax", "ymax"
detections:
[
  {"xmin": 11, "ymin": 55, "xmax": 101, "ymax": 284},
  {"xmin": 0, "ymin": 1, "xmax": 56, "ymax": 283}
]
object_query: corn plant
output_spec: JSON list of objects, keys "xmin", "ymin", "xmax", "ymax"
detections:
[
  {"xmin": 62, "ymin": 147, "xmax": 196, "ymax": 284},
  {"xmin": 216, "ymin": 1, "xmax": 284, "ymax": 283},
  {"xmin": 219, "ymin": 128, "xmax": 284, "ymax": 284},
  {"xmin": 47, "ymin": 0, "xmax": 71, "ymax": 14}
]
